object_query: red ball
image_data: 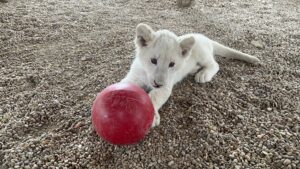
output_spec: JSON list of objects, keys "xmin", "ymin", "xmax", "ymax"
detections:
[{"xmin": 91, "ymin": 82, "xmax": 154, "ymax": 145}]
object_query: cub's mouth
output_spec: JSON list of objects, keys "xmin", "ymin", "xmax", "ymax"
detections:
[{"xmin": 152, "ymin": 80, "xmax": 163, "ymax": 88}]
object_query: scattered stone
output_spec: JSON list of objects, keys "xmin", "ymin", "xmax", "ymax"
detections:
[
  {"xmin": 262, "ymin": 151, "xmax": 269, "ymax": 157},
  {"xmin": 168, "ymin": 161, "xmax": 175, "ymax": 166},
  {"xmin": 177, "ymin": 0, "xmax": 193, "ymax": 7},
  {"xmin": 257, "ymin": 134, "xmax": 264, "ymax": 138},
  {"xmin": 81, "ymin": 56, "xmax": 87, "ymax": 61},
  {"xmin": 148, "ymin": 162, "xmax": 156, "ymax": 167},
  {"xmin": 74, "ymin": 122, "xmax": 85, "ymax": 129},
  {"xmin": 251, "ymin": 40, "xmax": 264, "ymax": 49},
  {"xmin": 245, "ymin": 154, "xmax": 251, "ymax": 161},
  {"xmin": 234, "ymin": 165, "xmax": 241, "ymax": 169},
  {"xmin": 237, "ymin": 115, "xmax": 244, "ymax": 120},
  {"xmin": 283, "ymin": 159, "xmax": 291, "ymax": 165}
]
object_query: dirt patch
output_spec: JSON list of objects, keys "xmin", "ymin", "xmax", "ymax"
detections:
[{"xmin": 1, "ymin": 0, "xmax": 299, "ymax": 168}]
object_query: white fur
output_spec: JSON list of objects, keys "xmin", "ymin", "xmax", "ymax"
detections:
[{"xmin": 121, "ymin": 23, "xmax": 260, "ymax": 127}]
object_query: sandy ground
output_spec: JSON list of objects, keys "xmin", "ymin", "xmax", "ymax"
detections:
[{"xmin": 0, "ymin": 0, "xmax": 299, "ymax": 168}]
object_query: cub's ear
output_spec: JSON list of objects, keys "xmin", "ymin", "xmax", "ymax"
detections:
[
  {"xmin": 179, "ymin": 36, "xmax": 195, "ymax": 57},
  {"xmin": 135, "ymin": 23, "xmax": 155, "ymax": 47}
]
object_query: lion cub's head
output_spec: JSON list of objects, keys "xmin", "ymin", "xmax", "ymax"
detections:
[{"xmin": 135, "ymin": 23, "xmax": 195, "ymax": 88}]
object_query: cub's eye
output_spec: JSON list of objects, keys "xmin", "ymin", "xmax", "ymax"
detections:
[
  {"xmin": 169, "ymin": 62, "xmax": 175, "ymax": 68},
  {"xmin": 151, "ymin": 58, "xmax": 157, "ymax": 65}
]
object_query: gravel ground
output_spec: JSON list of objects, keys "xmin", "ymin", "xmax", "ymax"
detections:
[{"xmin": 1, "ymin": 0, "xmax": 299, "ymax": 168}]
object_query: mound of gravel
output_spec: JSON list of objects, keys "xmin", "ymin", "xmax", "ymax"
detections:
[{"xmin": 0, "ymin": 0, "xmax": 299, "ymax": 168}]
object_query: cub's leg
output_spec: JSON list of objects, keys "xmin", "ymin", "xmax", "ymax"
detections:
[
  {"xmin": 120, "ymin": 62, "xmax": 149, "ymax": 89},
  {"xmin": 148, "ymin": 87, "xmax": 172, "ymax": 127},
  {"xmin": 195, "ymin": 56, "xmax": 219, "ymax": 83}
]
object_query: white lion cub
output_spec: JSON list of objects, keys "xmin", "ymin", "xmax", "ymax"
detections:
[{"xmin": 121, "ymin": 23, "xmax": 259, "ymax": 127}]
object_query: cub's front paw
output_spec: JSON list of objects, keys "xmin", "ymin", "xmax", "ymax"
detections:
[
  {"xmin": 151, "ymin": 111, "xmax": 160, "ymax": 127},
  {"xmin": 195, "ymin": 70, "xmax": 214, "ymax": 83}
]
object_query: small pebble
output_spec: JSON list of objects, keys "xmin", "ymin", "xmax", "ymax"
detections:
[
  {"xmin": 81, "ymin": 56, "xmax": 87, "ymax": 61},
  {"xmin": 283, "ymin": 159, "xmax": 291, "ymax": 165},
  {"xmin": 168, "ymin": 161, "xmax": 175, "ymax": 166},
  {"xmin": 251, "ymin": 40, "xmax": 264, "ymax": 49}
]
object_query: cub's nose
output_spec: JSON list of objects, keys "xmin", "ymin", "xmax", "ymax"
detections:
[{"xmin": 153, "ymin": 80, "xmax": 163, "ymax": 88}]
